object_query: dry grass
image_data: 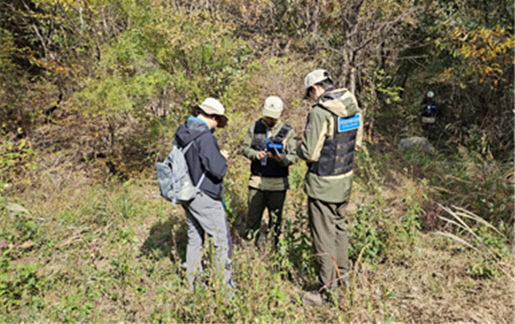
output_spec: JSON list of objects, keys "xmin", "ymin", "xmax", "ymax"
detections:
[
  {"xmin": 346, "ymin": 234, "xmax": 514, "ymax": 322},
  {"xmin": 2, "ymin": 157, "xmax": 513, "ymax": 322}
]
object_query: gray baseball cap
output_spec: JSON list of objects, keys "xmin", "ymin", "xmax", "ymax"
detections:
[{"xmin": 304, "ymin": 69, "xmax": 330, "ymax": 98}]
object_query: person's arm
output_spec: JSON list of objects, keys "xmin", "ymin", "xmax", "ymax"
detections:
[
  {"xmin": 297, "ymin": 108, "xmax": 328, "ymax": 162},
  {"xmin": 241, "ymin": 123, "xmax": 260, "ymax": 161},
  {"xmin": 277, "ymin": 128, "xmax": 299, "ymax": 166},
  {"xmin": 198, "ymin": 135, "xmax": 227, "ymax": 181}
]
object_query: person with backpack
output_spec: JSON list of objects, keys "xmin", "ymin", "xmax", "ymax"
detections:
[
  {"xmin": 241, "ymin": 96, "xmax": 298, "ymax": 250},
  {"xmin": 173, "ymin": 97, "xmax": 234, "ymax": 293},
  {"xmin": 296, "ymin": 69, "xmax": 363, "ymax": 306}
]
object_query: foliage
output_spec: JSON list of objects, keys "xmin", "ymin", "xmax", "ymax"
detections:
[
  {"xmin": 401, "ymin": 145, "xmax": 513, "ymax": 238},
  {"xmin": 0, "ymin": 1, "xmax": 513, "ymax": 322},
  {"xmin": 0, "ymin": 260, "xmax": 43, "ymax": 313},
  {"xmin": 397, "ymin": 0, "xmax": 514, "ymax": 158},
  {"xmin": 68, "ymin": 2, "xmax": 251, "ymax": 175},
  {"xmin": 348, "ymin": 194, "xmax": 422, "ymax": 265},
  {"xmin": 273, "ymin": 213, "xmax": 317, "ymax": 285},
  {"xmin": 0, "ymin": 138, "xmax": 37, "ymax": 188}
]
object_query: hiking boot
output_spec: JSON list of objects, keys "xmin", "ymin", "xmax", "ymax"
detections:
[{"xmin": 302, "ymin": 291, "xmax": 327, "ymax": 306}]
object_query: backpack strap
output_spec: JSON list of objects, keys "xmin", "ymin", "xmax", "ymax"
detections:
[
  {"xmin": 180, "ymin": 130, "xmax": 210, "ymax": 191},
  {"xmin": 195, "ymin": 173, "xmax": 206, "ymax": 190},
  {"xmin": 180, "ymin": 140, "xmax": 195, "ymax": 154},
  {"xmin": 177, "ymin": 129, "xmax": 210, "ymax": 154}
]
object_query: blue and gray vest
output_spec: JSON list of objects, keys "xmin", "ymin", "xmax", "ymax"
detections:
[{"xmin": 308, "ymin": 111, "xmax": 360, "ymax": 176}]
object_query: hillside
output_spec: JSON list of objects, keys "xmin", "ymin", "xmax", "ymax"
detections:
[{"xmin": 1, "ymin": 0, "xmax": 513, "ymax": 322}]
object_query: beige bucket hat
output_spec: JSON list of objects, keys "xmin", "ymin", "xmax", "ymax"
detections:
[{"xmin": 197, "ymin": 97, "xmax": 228, "ymax": 127}]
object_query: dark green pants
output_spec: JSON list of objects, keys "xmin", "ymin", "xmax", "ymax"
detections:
[
  {"xmin": 308, "ymin": 197, "xmax": 349, "ymax": 291},
  {"xmin": 245, "ymin": 188, "xmax": 286, "ymax": 247}
]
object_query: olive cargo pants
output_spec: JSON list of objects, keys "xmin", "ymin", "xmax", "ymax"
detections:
[
  {"xmin": 308, "ymin": 197, "xmax": 350, "ymax": 291},
  {"xmin": 245, "ymin": 188, "xmax": 286, "ymax": 247}
]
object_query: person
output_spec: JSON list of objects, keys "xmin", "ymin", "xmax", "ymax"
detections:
[
  {"xmin": 296, "ymin": 69, "xmax": 363, "ymax": 306},
  {"xmin": 421, "ymin": 90, "xmax": 438, "ymax": 138},
  {"xmin": 241, "ymin": 96, "xmax": 298, "ymax": 249},
  {"xmin": 174, "ymin": 97, "xmax": 234, "ymax": 294}
]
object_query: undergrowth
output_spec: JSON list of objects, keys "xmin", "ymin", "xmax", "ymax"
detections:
[
  {"xmin": 0, "ymin": 50, "xmax": 512, "ymax": 323},
  {"xmin": 0, "ymin": 136, "xmax": 512, "ymax": 322}
]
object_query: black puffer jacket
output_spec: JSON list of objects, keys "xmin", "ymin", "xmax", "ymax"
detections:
[{"xmin": 175, "ymin": 117, "xmax": 227, "ymax": 201}]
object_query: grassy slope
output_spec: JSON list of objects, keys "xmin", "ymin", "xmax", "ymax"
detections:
[
  {"xmin": 2, "ymin": 152, "xmax": 513, "ymax": 322},
  {"xmin": 1, "ymin": 57, "xmax": 513, "ymax": 322}
]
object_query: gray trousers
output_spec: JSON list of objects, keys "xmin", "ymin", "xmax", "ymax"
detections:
[
  {"xmin": 183, "ymin": 192, "xmax": 233, "ymax": 290},
  {"xmin": 308, "ymin": 197, "xmax": 349, "ymax": 291}
]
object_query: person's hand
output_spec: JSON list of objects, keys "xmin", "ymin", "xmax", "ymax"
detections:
[
  {"xmin": 271, "ymin": 153, "xmax": 285, "ymax": 162},
  {"xmin": 256, "ymin": 151, "xmax": 267, "ymax": 160},
  {"xmin": 220, "ymin": 149, "xmax": 229, "ymax": 160}
]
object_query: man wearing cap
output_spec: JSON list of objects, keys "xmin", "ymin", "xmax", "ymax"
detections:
[
  {"xmin": 297, "ymin": 69, "xmax": 363, "ymax": 305},
  {"xmin": 241, "ymin": 96, "xmax": 298, "ymax": 249},
  {"xmin": 174, "ymin": 97, "xmax": 234, "ymax": 293}
]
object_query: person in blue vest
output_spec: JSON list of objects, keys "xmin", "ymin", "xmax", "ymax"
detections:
[
  {"xmin": 421, "ymin": 90, "xmax": 439, "ymax": 138},
  {"xmin": 241, "ymin": 96, "xmax": 298, "ymax": 249},
  {"xmin": 297, "ymin": 69, "xmax": 363, "ymax": 306}
]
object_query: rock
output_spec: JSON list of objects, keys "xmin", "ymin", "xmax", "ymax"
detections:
[{"xmin": 398, "ymin": 136, "xmax": 435, "ymax": 153}]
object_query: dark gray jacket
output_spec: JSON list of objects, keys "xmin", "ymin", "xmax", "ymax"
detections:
[{"xmin": 175, "ymin": 117, "xmax": 227, "ymax": 201}]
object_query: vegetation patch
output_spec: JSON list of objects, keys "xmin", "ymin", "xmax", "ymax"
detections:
[{"xmin": 0, "ymin": 0, "xmax": 512, "ymax": 322}]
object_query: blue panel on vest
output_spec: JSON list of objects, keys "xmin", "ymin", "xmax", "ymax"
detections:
[
  {"xmin": 267, "ymin": 142, "xmax": 284, "ymax": 150},
  {"xmin": 338, "ymin": 114, "xmax": 360, "ymax": 132}
]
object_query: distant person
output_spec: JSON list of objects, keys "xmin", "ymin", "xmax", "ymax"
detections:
[
  {"xmin": 174, "ymin": 97, "xmax": 234, "ymax": 294},
  {"xmin": 241, "ymin": 96, "xmax": 298, "ymax": 249},
  {"xmin": 421, "ymin": 90, "xmax": 438, "ymax": 138},
  {"xmin": 297, "ymin": 69, "xmax": 363, "ymax": 306}
]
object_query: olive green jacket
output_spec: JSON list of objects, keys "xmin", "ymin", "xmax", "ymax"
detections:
[
  {"xmin": 242, "ymin": 119, "xmax": 298, "ymax": 191},
  {"xmin": 297, "ymin": 88, "xmax": 363, "ymax": 203}
]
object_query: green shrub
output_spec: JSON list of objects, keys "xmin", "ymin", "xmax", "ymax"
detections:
[
  {"xmin": 349, "ymin": 199, "xmax": 389, "ymax": 263},
  {"xmin": 72, "ymin": 2, "xmax": 252, "ymax": 176}
]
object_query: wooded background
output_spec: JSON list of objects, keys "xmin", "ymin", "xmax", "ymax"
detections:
[
  {"xmin": 1, "ymin": 0, "xmax": 512, "ymax": 179},
  {"xmin": 0, "ymin": 1, "xmax": 513, "ymax": 322}
]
